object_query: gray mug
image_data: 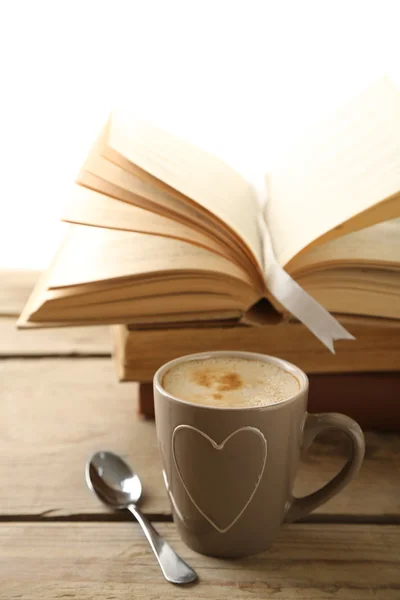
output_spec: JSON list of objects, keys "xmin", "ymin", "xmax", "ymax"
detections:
[{"xmin": 154, "ymin": 351, "xmax": 365, "ymax": 558}]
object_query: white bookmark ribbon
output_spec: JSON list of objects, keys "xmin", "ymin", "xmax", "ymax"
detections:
[{"xmin": 255, "ymin": 198, "xmax": 354, "ymax": 353}]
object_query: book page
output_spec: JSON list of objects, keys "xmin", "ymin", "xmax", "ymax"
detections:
[
  {"xmin": 288, "ymin": 220, "xmax": 400, "ymax": 276},
  {"xmin": 78, "ymin": 128, "xmax": 214, "ymax": 228},
  {"xmin": 46, "ymin": 224, "xmax": 259, "ymax": 292},
  {"xmin": 34, "ymin": 292, "xmax": 245, "ymax": 322},
  {"xmin": 37, "ymin": 275, "xmax": 254, "ymax": 309},
  {"xmin": 266, "ymin": 77, "xmax": 400, "ymax": 268},
  {"xmin": 78, "ymin": 129, "xmax": 254, "ymax": 270},
  {"xmin": 106, "ymin": 112, "xmax": 263, "ymax": 267},
  {"xmin": 62, "ymin": 185, "xmax": 236, "ymax": 261}
]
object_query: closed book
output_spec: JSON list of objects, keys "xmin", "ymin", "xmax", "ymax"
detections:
[{"xmin": 112, "ymin": 316, "xmax": 400, "ymax": 382}]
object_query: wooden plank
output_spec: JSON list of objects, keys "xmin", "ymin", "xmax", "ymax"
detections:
[
  {"xmin": 0, "ymin": 317, "xmax": 112, "ymax": 356},
  {"xmin": 0, "ymin": 359, "xmax": 165, "ymax": 516},
  {"xmin": 1, "ymin": 523, "xmax": 399, "ymax": 598},
  {"xmin": 1, "ymin": 358, "xmax": 399, "ymax": 518},
  {"xmin": 0, "ymin": 269, "xmax": 40, "ymax": 315}
]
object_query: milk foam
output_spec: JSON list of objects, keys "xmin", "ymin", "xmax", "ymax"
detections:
[{"xmin": 162, "ymin": 357, "xmax": 300, "ymax": 408}]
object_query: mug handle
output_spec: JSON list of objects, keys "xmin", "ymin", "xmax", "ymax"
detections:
[{"xmin": 285, "ymin": 412, "xmax": 365, "ymax": 522}]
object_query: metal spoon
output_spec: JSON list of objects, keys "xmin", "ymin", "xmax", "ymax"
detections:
[{"xmin": 86, "ymin": 451, "xmax": 197, "ymax": 585}]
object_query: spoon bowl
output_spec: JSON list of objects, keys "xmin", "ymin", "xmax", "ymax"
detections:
[{"xmin": 86, "ymin": 451, "xmax": 142, "ymax": 509}]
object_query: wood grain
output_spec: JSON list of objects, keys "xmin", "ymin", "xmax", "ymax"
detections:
[
  {"xmin": 1, "ymin": 523, "xmax": 399, "ymax": 599},
  {"xmin": 1, "ymin": 358, "xmax": 399, "ymax": 518},
  {"xmin": 0, "ymin": 317, "xmax": 111, "ymax": 356},
  {"xmin": 0, "ymin": 359, "xmax": 165, "ymax": 516}
]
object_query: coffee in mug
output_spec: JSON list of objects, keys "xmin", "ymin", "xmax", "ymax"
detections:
[{"xmin": 162, "ymin": 356, "xmax": 299, "ymax": 408}]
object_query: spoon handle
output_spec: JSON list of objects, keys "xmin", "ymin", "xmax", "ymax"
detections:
[{"xmin": 128, "ymin": 504, "xmax": 197, "ymax": 584}]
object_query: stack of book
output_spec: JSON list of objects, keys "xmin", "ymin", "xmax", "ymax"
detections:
[{"xmin": 19, "ymin": 78, "xmax": 400, "ymax": 427}]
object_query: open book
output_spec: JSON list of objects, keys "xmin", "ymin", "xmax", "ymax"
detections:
[{"xmin": 19, "ymin": 77, "xmax": 400, "ymax": 346}]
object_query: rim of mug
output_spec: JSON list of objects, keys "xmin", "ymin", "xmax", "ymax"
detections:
[{"xmin": 154, "ymin": 351, "xmax": 309, "ymax": 411}]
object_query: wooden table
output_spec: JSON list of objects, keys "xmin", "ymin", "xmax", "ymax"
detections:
[{"xmin": 1, "ymin": 271, "xmax": 400, "ymax": 599}]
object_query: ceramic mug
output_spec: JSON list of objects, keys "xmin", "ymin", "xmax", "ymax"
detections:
[{"xmin": 154, "ymin": 351, "xmax": 365, "ymax": 558}]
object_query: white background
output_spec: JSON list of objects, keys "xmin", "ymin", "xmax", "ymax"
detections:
[{"xmin": 0, "ymin": 0, "xmax": 399, "ymax": 269}]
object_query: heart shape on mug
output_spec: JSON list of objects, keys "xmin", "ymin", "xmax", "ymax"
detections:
[{"xmin": 172, "ymin": 425, "xmax": 267, "ymax": 533}]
